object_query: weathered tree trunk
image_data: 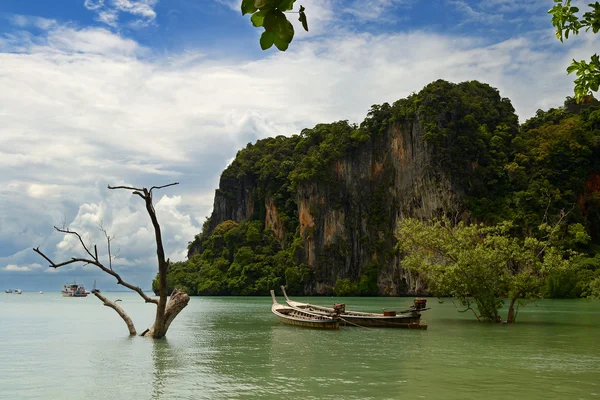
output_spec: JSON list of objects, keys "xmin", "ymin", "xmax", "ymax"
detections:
[
  {"xmin": 506, "ymin": 292, "xmax": 520, "ymax": 323},
  {"xmin": 34, "ymin": 183, "xmax": 189, "ymax": 339},
  {"xmin": 141, "ymin": 289, "xmax": 190, "ymax": 338},
  {"xmin": 94, "ymin": 291, "xmax": 137, "ymax": 335}
]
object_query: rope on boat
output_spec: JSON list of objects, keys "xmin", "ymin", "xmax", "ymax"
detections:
[{"xmin": 338, "ymin": 317, "xmax": 372, "ymax": 329}]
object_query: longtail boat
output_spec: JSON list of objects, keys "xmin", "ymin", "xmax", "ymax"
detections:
[
  {"xmin": 270, "ymin": 290, "xmax": 340, "ymax": 329},
  {"xmin": 280, "ymin": 286, "xmax": 429, "ymax": 329}
]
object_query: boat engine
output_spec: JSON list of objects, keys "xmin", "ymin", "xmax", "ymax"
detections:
[
  {"xmin": 333, "ymin": 303, "xmax": 345, "ymax": 315},
  {"xmin": 413, "ymin": 298, "xmax": 427, "ymax": 310}
]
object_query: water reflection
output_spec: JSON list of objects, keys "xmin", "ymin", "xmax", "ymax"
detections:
[{"xmin": 151, "ymin": 338, "xmax": 174, "ymax": 400}]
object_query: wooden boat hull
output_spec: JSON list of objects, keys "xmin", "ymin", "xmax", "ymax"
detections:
[
  {"xmin": 340, "ymin": 315, "xmax": 427, "ymax": 329},
  {"xmin": 280, "ymin": 286, "xmax": 427, "ymax": 329},
  {"xmin": 275, "ymin": 314, "xmax": 340, "ymax": 329},
  {"xmin": 271, "ymin": 290, "xmax": 340, "ymax": 329}
]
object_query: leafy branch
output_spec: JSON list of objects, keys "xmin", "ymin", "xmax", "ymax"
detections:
[
  {"xmin": 241, "ymin": 0, "xmax": 308, "ymax": 51},
  {"xmin": 549, "ymin": 0, "xmax": 600, "ymax": 100}
]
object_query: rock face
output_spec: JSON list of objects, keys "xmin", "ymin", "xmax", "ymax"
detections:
[
  {"xmin": 192, "ymin": 118, "xmax": 464, "ymax": 295},
  {"xmin": 295, "ymin": 121, "xmax": 463, "ymax": 295}
]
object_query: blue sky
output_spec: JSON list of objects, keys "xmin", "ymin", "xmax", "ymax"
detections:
[{"xmin": 0, "ymin": 0, "xmax": 597, "ymax": 292}]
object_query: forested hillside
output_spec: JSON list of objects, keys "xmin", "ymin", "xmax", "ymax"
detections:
[{"xmin": 155, "ymin": 80, "xmax": 600, "ymax": 297}]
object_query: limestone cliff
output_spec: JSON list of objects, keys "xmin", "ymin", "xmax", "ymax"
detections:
[
  {"xmin": 293, "ymin": 120, "xmax": 464, "ymax": 295},
  {"xmin": 167, "ymin": 81, "xmax": 600, "ymax": 297},
  {"xmin": 188, "ymin": 80, "xmax": 526, "ymax": 295}
]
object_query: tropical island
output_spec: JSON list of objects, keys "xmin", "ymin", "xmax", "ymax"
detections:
[{"xmin": 156, "ymin": 80, "xmax": 600, "ymax": 319}]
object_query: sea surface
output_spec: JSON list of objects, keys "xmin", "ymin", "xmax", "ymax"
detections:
[{"xmin": 0, "ymin": 292, "xmax": 599, "ymax": 399}]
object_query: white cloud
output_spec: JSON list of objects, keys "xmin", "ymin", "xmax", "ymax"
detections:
[
  {"xmin": 46, "ymin": 26, "xmax": 143, "ymax": 56},
  {"xmin": 1, "ymin": 20, "xmax": 597, "ymax": 288},
  {"xmin": 9, "ymin": 14, "xmax": 57, "ymax": 30},
  {"xmin": 481, "ymin": 0, "xmax": 548, "ymax": 14},
  {"xmin": 84, "ymin": 0, "xmax": 158, "ymax": 28},
  {"xmin": 3, "ymin": 263, "xmax": 42, "ymax": 272},
  {"xmin": 344, "ymin": 0, "xmax": 414, "ymax": 21},
  {"xmin": 450, "ymin": 0, "xmax": 506, "ymax": 25},
  {"xmin": 47, "ymin": 190, "xmax": 198, "ymax": 280}
]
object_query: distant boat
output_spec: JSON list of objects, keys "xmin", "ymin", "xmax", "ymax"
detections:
[
  {"xmin": 270, "ymin": 290, "xmax": 339, "ymax": 329},
  {"xmin": 61, "ymin": 280, "xmax": 88, "ymax": 297},
  {"xmin": 14, "ymin": 289, "xmax": 22, "ymax": 294},
  {"xmin": 4, "ymin": 289, "xmax": 12, "ymax": 293},
  {"xmin": 39, "ymin": 291, "xmax": 44, "ymax": 294}
]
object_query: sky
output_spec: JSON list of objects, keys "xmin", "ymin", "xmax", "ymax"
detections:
[{"xmin": 0, "ymin": 0, "xmax": 598, "ymax": 292}]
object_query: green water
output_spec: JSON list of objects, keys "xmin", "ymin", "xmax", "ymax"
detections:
[{"xmin": 0, "ymin": 293, "xmax": 599, "ymax": 399}]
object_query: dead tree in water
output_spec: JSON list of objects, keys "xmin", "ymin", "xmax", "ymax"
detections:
[{"xmin": 33, "ymin": 183, "xmax": 189, "ymax": 339}]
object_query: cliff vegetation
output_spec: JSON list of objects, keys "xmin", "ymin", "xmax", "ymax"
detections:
[{"xmin": 154, "ymin": 80, "xmax": 600, "ymax": 298}]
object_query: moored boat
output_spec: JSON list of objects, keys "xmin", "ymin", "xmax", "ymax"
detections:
[
  {"xmin": 280, "ymin": 286, "xmax": 429, "ymax": 329},
  {"xmin": 270, "ymin": 290, "xmax": 339, "ymax": 329},
  {"xmin": 61, "ymin": 280, "xmax": 88, "ymax": 297},
  {"xmin": 4, "ymin": 289, "xmax": 12, "ymax": 293},
  {"xmin": 14, "ymin": 289, "xmax": 22, "ymax": 294}
]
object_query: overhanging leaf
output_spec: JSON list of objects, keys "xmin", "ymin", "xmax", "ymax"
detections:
[
  {"xmin": 279, "ymin": 0, "xmax": 295, "ymax": 11},
  {"xmin": 273, "ymin": 34, "xmax": 289, "ymax": 51},
  {"xmin": 263, "ymin": 9, "xmax": 281, "ymax": 32},
  {"xmin": 251, "ymin": 9, "xmax": 269, "ymax": 27},
  {"xmin": 260, "ymin": 31, "xmax": 275, "ymax": 50},
  {"xmin": 299, "ymin": 6, "xmax": 308, "ymax": 32},
  {"xmin": 241, "ymin": 0, "xmax": 257, "ymax": 15},
  {"xmin": 275, "ymin": 16, "xmax": 294, "ymax": 42}
]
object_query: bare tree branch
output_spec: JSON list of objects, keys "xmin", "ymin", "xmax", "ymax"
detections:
[
  {"xmin": 93, "ymin": 291, "xmax": 136, "ymax": 335},
  {"xmin": 35, "ymin": 182, "xmax": 188, "ymax": 339},
  {"xmin": 537, "ymin": 204, "xmax": 576, "ymax": 257},
  {"xmin": 98, "ymin": 222, "xmax": 114, "ymax": 271},
  {"xmin": 149, "ymin": 182, "xmax": 179, "ymax": 194},
  {"xmin": 54, "ymin": 226, "xmax": 97, "ymax": 261},
  {"xmin": 33, "ymin": 247, "xmax": 158, "ymax": 305},
  {"xmin": 107, "ymin": 185, "xmax": 144, "ymax": 192},
  {"xmin": 32, "ymin": 247, "xmax": 56, "ymax": 266},
  {"xmin": 541, "ymin": 192, "xmax": 552, "ymax": 224}
]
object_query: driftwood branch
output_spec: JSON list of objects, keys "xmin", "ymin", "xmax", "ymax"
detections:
[{"xmin": 93, "ymin": 291, "xmax": 136, "ymax": 335}]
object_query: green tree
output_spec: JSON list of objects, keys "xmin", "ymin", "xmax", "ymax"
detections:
[
  {"xmin": 549, "ymin": 0, "xmax": 600, "ymax": 100},
  {"xmin": 241, "ymin": 0, "xmax": 308, "ymax": 51},
  {"xmin": 396, "ymin": 218, "xmax": 579, "ymax": 323}
]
